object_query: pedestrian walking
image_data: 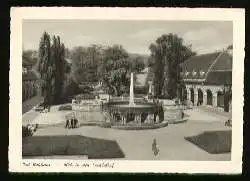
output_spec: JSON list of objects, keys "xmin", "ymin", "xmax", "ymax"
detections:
[
  {"xmin": 152, "ymin": 139, "xmax": 159, "ymax": 156},
  {"xmin": 65, "ymin": 119, "xmax": 70, "ymax": 128}
]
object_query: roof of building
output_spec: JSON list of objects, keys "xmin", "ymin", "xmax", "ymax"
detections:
[
  {"xmin": 22, "ymin": 70, "xmax": 39, "ymax": 81},
  {"xmin": 181, "ymin": 50, "xmax": 232, "ymax": 85},
  {"xmin": 210, "ymin": 52, "xmax": 232, "ymax": 71},
  {"xmin": 206, "ymin": 70, "xmax": 232, "ymax": 85},
  {"xmin": 182, "ymin": 52, "xmax": 221, "ymax": 74}
]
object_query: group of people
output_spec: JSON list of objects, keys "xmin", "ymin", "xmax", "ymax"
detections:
[{"xmin": 65, "ymin": 117, "xmax": 79, "ymax": 129}]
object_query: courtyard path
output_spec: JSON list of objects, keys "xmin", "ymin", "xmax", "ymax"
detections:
[
  {"xmin": 184, "ymin": 107, "xmax": 229, "ymax": 122},
  {"xmin": 22, "ymin": 110, "xmax": 40, "ymax": 126},
  {"xmin": 33, "ymin": 108, "xmax": 231, "ymax": 161},
  {"xmin": 22, "ymin": 95, "xmax": 43, "ymax": 114}
]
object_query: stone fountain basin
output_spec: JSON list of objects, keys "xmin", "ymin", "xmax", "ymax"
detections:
[{"xmin": 102, "ymin": 101, "xmax": 156, "ymax": 113}]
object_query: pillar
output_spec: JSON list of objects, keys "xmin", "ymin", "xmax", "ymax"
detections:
[
  {"xmin": 120, "ymin": 114, "xmax": 124, "ymax": 125},
  {"xmin": 137, "ymin": 113, "xmax": 142, "ymax": 125},
  {"xmin": 123, "ymin": 114, "xmax": 126, "ymax": 125},
  {"xmin": 194, "ymin": 89, "xmax": 198, "ymax": 106},
  {"xmin": 213, "ymin": 93, "xmax": 218, "ymax": 107},
  {"xmin": 148, "ymin": 81, "xmax": 152, "ymax": 95},
  {"xmin": 203, "ymin": 91, "xmax": 207, "ymax": 105},
  {"xmin": 147, "ymin": 114, "xmax": 154, "ymax": 124},
  {"xmin": 187, "ymin": 90, "xmax": 191, "ymax": 102},
  {"xmin": 155, "ymin": 115, "xmax": 160, "ymax": 123}
]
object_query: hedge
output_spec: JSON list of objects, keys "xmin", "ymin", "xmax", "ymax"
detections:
[
  {"xmin": 22, "ymin": 126, "xmax": 33, "ymax": 137},
  {"xmin": 22, "ymin": 124, "xmax": 38, "ymax": 137}
]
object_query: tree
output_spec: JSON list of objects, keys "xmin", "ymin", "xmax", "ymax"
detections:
[
  {"xmin": 71, "ymin": 45, "xmax": 101, "ymax": 84},
  {"xmin": 22, "ymin": 50, "xmax": 38, "ymax": 68},
  {"xmin": 37, "ymin": 32, "xmax": 67, "ymax": 107},
  {"xmin": 51, "ymin": 36, "xmax": 66, "ymax": 104},
  {"xmin": 149, "ymin": 33, "xmax": 196, "ymax": 98},
  {"xmin": 102, "ymin": 45, "xmax": 131, "ymax": 96},
  {"xmin": 70, "ymin": 44, "xmax": 134, "ymax": 96},
  {"xmin": 37, "ymin": 32, "xmax": 53, "ymax": 107},
  {"xmin": 133, "ymin": 56, "xmax": 145, "ymax": 73},
  {"xmin": 227, "ymin": 44, "xmax": 233, "ymax": 50}
]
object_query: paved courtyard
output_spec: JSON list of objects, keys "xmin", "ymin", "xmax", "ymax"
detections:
[{"xmin": 25, "ymin": 107, "xmax": 231, "ymax": 160}]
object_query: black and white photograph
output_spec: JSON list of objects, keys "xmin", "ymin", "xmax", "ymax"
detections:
[{"xmin": 9, "ymin": 7, "xmax": 244, "ymax": 173}]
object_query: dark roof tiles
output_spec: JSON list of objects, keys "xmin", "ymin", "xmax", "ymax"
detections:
[
  {"xmin": 205, "ymin": 71, "xmax": 232, "ymax": 85},
  {"xmin": 182, "ymin": 52, "xmax": 220, "ymax": 73},
  {"xmin": 182, "ymin": 51, "xmax": 232, "ymax": 85},
  {"xmin": 211, "ymin": 52, "xmax": 232, "ymax": 71}
]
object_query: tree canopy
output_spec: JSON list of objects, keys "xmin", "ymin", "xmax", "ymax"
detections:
[
  {"xmin": 101, "ymin": 45, "xmax": 131, "ymax": 96},
  {"xmin": 71, "ymin": 45, "xmax": 101, "ymax": 83},
  {"xmin": 22, "ymin": 50, "xmax": 38, "ymax": 68},
  {"xmin": 149, "ymin": 33, "xmax": 196, "ymax": 98},
  {"xmin": 37, "ymin": 32, "xmax": 67, "ymax": 106},
  {"xmin": 70, "ymin": 44, "xmax": 144, "ymax": 96}
]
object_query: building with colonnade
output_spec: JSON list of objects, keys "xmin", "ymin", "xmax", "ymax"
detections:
[{"xmin": 179, "ymin": 48, "xmax": 232, "ymax": 112}]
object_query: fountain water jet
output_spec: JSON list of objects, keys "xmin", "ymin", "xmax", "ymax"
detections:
[{"xmin": 129, "ymin": 72, "xmax": 135, "ymax": 107}]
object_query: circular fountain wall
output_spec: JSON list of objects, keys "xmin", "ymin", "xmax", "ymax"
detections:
[
  {"xmin": 101, "ymin": 100, "xmax": 165, "ymax": 129},
  {"xmin": 99, "ymin": 72, "xmax": 185, "ymax": 130}
]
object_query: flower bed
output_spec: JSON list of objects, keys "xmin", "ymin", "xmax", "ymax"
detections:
[
  {"xmin": 23, "ymin": 135, "xmax": 125, "ymax": 159},
  {"xmin": 185, "ymin": 130, "xmax": 231, "ymax": 154}
]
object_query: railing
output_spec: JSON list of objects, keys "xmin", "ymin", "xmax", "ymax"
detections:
[{"xmin": 110, "ymin": 97, "xmax": 144, "ymax": 102}]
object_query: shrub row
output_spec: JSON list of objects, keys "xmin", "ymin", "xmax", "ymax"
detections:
[
  {"xmin": 22, "ymin": 124, "xmax": 38, "ymax": 137},
  {"xmin": 22, "ymin": 126, "xmax": 33, "ymax": 137}
]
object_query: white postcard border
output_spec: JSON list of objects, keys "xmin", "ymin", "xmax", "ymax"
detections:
[{"xmin": 9, "ymin": 7, "xmax": 245, "ymax": 173}]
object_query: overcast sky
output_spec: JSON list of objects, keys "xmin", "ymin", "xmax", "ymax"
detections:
[{"xmin": 23, "ymin": 20, "xmax": 232, "ymax": 55}]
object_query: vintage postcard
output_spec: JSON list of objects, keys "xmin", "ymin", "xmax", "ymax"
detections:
[{"xmin": 9, "ymin": 7, "xmax": 244, "ymax": 173}]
